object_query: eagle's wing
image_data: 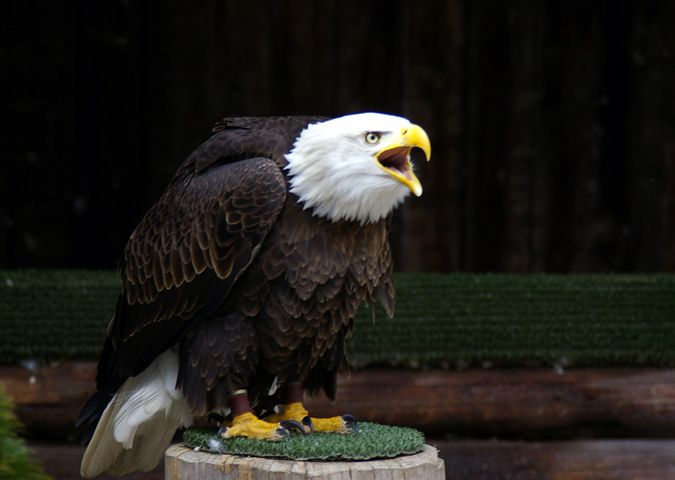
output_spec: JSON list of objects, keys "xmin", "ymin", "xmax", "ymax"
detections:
[{"xmin": 96, "ymin": 155, "xmax": 287, "ymax": 388}]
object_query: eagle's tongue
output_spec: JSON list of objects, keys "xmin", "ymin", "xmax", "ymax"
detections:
[{"xmin": 377, "ymin": 146, "xmax": 411, "ymax": 176}]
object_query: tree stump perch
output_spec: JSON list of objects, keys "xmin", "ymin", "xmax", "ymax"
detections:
[{"xmin": 165, "ymin": 444, "xmax": 445, "ymax": 480}]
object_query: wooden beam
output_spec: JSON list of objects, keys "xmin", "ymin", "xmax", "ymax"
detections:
[
  {"xmin": 27, "ymin": 442, "xmax": 164, "ymax": 480},
  {"xmin": 26, "ymin": 439, "xmax": 675, "ymax": 480},
  {"xmin": 433, "ymin": 439, "xmax": 675, "ymax": 479},
  {"xmin": 0, "ymin": 362, "xmax": 94, "ymax": 439},
  {"xmin": 3, "ymin": 364, "xmax": 675, "ymax": 439},
  {"xmin": 305, "ymin": 368, "xmax": 675, "ymax": 438}
]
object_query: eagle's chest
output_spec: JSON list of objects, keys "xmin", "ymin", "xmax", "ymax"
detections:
[
  {"xmin": 242, "ymin": 207, "xmax": 389, "ymax": 354},
  {"xmin": 269, "ymin": 207, "xmax": 386, "ymax": 301}
]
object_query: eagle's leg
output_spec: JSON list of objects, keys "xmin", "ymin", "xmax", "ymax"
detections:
[
  {"xmin": 208, "ymin": 412, "xmax": 229, "ymax": 427},
  {"xmin": 218, "ymin": 390, "xmax": 303, "ymax": 441},
  {"xmin": 264, "ymin": 383, "xmax": 359, "ymax": 435}
]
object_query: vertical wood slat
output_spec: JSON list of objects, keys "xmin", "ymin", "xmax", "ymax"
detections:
[
  {"xmin": 540, "ymin": 2, "xmax": 606, "ymax": 272},
  {"xmin": 625, "ymin": 2, "xmax": 675, "ymax": 271},
  {"xmin": 2, "ymin": 0, "xmax": 674, "ymax": 272},
  {"xmin": 395, "ymin": 0, "xmax": 465, "ymax": 272}
]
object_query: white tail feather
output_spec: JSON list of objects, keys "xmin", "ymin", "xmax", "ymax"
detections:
[{"xmin": 80, "ymin": 349, "xmax": 193, "ymax": 478}]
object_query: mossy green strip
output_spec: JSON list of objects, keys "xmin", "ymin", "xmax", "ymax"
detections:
[
  {"xmin": 1, "ymin": 270, "xmax": 674, "ymax": 368},
  {"xmin": 347, "ymin": 273, "xmax": 675, "ymax": 369},
  {"xmin": 181, "ymin": 423, "xmax": 425, "ymax": 461},
  {"xmin": 0, "ymin": 270, "xmax": 119, "ymax": 364}
]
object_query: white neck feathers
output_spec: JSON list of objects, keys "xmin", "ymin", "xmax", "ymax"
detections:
[{"xmin": 284, "ymin": 115, "xmax": 412, "ymax": 224}]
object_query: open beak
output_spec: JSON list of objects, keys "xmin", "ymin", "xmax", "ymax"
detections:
[{"xmin": 375, "ymin": 124, "xmax": 431, "ymax": 196}]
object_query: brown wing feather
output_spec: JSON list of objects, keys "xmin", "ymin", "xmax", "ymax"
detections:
[
  {"xmin": 78, "ymin": 116, "xmax": 330, "ymax": 439},
  {"xmin": 93, "ymin": 116, "xmax": 330, "ymax": 387},
  {"xmin": 176, "ymin": 116, "xmax": 327, "ymax": 177},
  {"xmin": 96, "ymin": 157, "xmax": 287, "ymax": 386}
]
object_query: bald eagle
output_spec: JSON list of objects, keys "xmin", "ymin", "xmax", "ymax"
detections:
[{"xmin": 77, "ymin": 113, "xmax": 431, "ymax": 477}]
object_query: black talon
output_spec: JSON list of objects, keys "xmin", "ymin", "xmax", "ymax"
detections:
[
  {"xmin": 275, "ymin": 427, "xmax": 291, "ymax": 440},
  {"xmin": 302, "ymin": 415, "xmax": 314, "ymax": 434},
  {"xmin": 209, "ymin": 412, "xmax": 227, "ymax": 426},
  {"xmin": 279, "ymin": 419, "xmax": 307, "ymax": 436},
  {"xmin": 341, "ymin": 414, "xmax": 359, "ymax": 434}
]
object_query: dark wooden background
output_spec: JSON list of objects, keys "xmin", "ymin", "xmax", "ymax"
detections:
[{"xmin": 2, "ymin": 0, "xmax": 674, "ymax": 273}]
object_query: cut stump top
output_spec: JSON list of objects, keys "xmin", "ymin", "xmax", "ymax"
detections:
[{"xmin": 165, "ymin": 443, "xmax": 445, "ymax": 480}]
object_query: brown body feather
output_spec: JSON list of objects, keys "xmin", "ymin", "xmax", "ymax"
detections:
[{"xmin": 78, "ymin": 116, "xmax": 395, "ymax": 442}]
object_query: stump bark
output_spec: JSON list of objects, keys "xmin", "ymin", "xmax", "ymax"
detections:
[{"xmin": 165, "ymin": 444, "xmax": 444, "ymax": 480}]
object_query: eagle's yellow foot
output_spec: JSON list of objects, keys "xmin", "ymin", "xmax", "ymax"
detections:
[
  {"xmin": 265, "ymin": 402, "xmax": 359, "ymax": 435},
  {"xmin": 311, "ymin": 413, "xmax": 359, "ymax": 434},
  {"xmin": 218, "ymin": 412, "xmax": 303, "ymax": 442}
]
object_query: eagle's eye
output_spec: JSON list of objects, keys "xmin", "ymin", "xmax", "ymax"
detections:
[{"xmin": 364, "ymin": 132, "xmax": 381, "ymax": 145}]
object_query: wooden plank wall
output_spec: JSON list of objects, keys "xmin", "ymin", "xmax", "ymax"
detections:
[
  {"xmin": 4, "ymin": 364, "xmax": 675, "ymax": 479},
  {"xmin": 2, "ymin": 0, "xmax": 674, "ymax": 272}
]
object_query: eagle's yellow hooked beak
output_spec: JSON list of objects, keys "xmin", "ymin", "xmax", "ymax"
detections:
[{"xmin": 375, "ymin": 124, "xmax": 431, "ymax": 196}]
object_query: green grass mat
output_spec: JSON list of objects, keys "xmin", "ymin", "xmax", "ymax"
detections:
[
  {"xmin": 347, "ymin": 273, "xmax": 675, "ymax": 369},
  {"xmin": 1, "ymin": 270, "xmax": 674, "ymax": 368},
  {"xmin": 0, "ymin": 270, "xmax": 119, "ymax": 363},
  {"xmin": 181, "ymin": 423, "xmax": 425, "ymax": 461}
]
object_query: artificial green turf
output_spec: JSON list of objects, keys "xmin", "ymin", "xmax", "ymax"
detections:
[
  {"xmin": 181, "ymin": 423, "xmax": 425, "ymax": 461},
  {"xmin": 0, "ymin": 270, "xmax": 119, "ymax": 363},
  {"xmin": 347, "ymin": 273, "xmax": 675, "ymax": 369},
  {"xmin": 1, "ymin": 269, "xmax": 674, "ymax": 368}
]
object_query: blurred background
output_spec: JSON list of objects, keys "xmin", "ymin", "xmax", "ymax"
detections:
[{"xmin": 2, "ymin": 0, "xmax": 674, "ymax": 273}]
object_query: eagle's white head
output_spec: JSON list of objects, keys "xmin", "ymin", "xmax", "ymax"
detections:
[{"xmin": 284, "ymin": 112, "xmax": 431, "ymax": 224}]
